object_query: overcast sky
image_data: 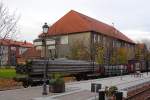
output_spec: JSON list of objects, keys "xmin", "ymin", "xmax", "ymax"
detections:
[{"xmin": 3, "ymin": 0, "xmax": 150, "ymax": 42}]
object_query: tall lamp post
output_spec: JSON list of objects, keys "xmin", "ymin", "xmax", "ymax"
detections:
[
  {"xmin": 42, "ymin": 23, "xmax": 49, "ymax": 95},
  {"xmin": 34, "ymin": 23, "xmax": 56, "ymax": 95}
]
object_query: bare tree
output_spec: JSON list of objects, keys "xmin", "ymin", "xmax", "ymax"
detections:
[
  {"xmin": 0, "ymin": 2, "xmax": 20, "ymax": 40},
  {"xmin": 0, "ymin": 2, "xmax": 20, "ymax": 66}
]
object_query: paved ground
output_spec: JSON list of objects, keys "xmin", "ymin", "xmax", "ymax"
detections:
[
  {"xmin": 0, "ymin": 85, "xmax": 80, "ymax": 100},
  {"xmin": 66, "ymin": 72, "xmax": 150, "ymax": 91},
  {"xmin": 0, "ymin": 72, "xmax": 150, "ymax": 100},
  {"xmin": 0, "ymin": 86, "xmax": 46, "ymax": 100},
  {"xmin": 34, "ymin": 73, "xmax": 150, "ymax": 100},
  {"xmin": 53, "ymin": 90, "xmax": 96, "ymax": 100}
]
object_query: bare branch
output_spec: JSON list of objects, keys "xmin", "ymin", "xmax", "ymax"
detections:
[{"xmin": 0, "ymin": 2, "xmax": 20, "ymax": 40}]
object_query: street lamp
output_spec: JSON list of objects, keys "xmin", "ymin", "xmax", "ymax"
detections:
[
  {"xmin": 43, "ymin": 23, "xmax": 49, "ymax": 34},
  {"xmin": 34, "ymin": 23, "xmax": 56, "ymax": 95},
  {"xmin": 42, "ymin": 22, "xmax": 49, "ymax": 95}
]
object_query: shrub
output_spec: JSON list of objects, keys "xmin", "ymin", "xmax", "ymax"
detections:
[
  {"xmin": 49, "ymin": 73, "xmax": 65, "ymax": 93},
  {"xmin": 105, "ymin": 86, "xmax": 118, "ymax": 96},
  {"xmin": 49, "ymin": 73, "xmax": 64, "ymax": 85}
]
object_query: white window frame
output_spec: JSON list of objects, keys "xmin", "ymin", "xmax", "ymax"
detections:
[
  {"xmin": 46, "ymin": 39, "xmax": 55, "ymax": 45},
  {"xmin": 36, "ymin": 46, "xmax": 42, "ymax": 50},
  {"xmin": 48, "ymin": 45, "xmax": 55, "ymax": 49},
  {"xmin": 60, "ymin": 35, "xmax": 68, "ymax": 44},
  {"xmin": 34, "ymin": 41, "xmax": 42, "ymax": 46}
]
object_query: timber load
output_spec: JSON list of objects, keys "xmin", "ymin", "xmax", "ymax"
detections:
[{"xmin": 30, "ymin": 59, "xmax": 99, "ymax": 74}]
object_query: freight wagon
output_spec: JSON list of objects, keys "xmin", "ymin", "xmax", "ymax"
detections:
[{"xmin": 15, "ymin": 58, "xmax": 149, "ymax": 87}]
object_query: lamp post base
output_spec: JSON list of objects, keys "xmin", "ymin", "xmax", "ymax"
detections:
[
  {"xmin": 42, "ymin": 83, "xmax": 48, "ymax": 95},
  {"xmin": 42, "ymin": 92, "xmax": 48, "ymax": 95}
]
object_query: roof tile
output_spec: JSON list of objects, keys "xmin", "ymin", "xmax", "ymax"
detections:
[{"xmin": 0, "ymin": 39, "xmax": 33, "ymax": 47}]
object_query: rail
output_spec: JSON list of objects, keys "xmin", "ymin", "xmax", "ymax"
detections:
[
  {"xmin": 145, "ymin": 96, "xmax": 150, "ymax": 100},
  {"xmin": 125, "ymin": 83, "xmax": 150, "ymax": 100}
]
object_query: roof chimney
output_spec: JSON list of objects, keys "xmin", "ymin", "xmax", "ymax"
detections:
[{"xmin": 24, "ymin": 40, "xmax": 26, "ymax": 44}]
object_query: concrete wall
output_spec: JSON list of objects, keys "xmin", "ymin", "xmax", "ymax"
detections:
[
  {"xmin": 57, "ymin": 32, "xmax": 91, "ymax": 58},
  {"xmin": 39, "ymin": 31, "xmax": 136, "ymax": 64},
  {"xmin": 69, "ymin": 32, "xmax": 91, "ymax": 48},
  {"xmin": 39, "ymin": 32, "xmax": 91, "ymax": 59}
]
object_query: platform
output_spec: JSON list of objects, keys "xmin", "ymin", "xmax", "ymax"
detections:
[{"xmin": 33, "ymin": 72, "xmax": 150, "ymax": 100}]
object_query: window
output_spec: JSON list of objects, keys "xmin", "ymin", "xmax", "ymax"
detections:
[
  {"xmin": 34, "ymin": 41, "xmax": 42, "ymax": 46},
  {"xmin": 61, "ymin": 35, "xmax": 68, "ymax": 44},
  {"xmin": 116, "ymin": 41, "xmax": 121, "ymax": 47},
  {"xmin": 98, "ymin": 35, "xmax": 102, "ymax": 43},
  {"xmin": 11, "ymin": 47, "xmax": 16, "ymax": 50},
  {"xmin": 93, "ymin": 34, "xmax": 98, "ymax": 43},
  {"xmin": 103, "ymin": 37, "xmax": 106, "ymax": 45},
  {"xmin": 121, "ymin": 42, "xmax": 125, "ymax": 47},
  {"xmin": 36, "ymin": 46, "xmax": 42, "ymax": 50},
  {"xmin": 113, "ymin": 40, "xmax": 115, "ymax": 47},
  {"xmin": 19, "ymin": 48, "xmax": 27, "ymax": 54},
  {"xmin": 46, "ymin": 39, "xmax": 55, "ymax": 45},
  {"xmin": 48, "ymin": 45, "xmax": 55, "ymax": 49}
]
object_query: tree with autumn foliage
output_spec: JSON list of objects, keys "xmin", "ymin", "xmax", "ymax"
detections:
[
  {"xmin": 110, "ymin": 50, "xmax": 117, "ymax": 65},
  {"xmin": 70, "ymin": 40, "xmax": 90, "ymax": 60},
  {"xmin": 116, "ymin": 47, "xmax": 128, "ymax": 64},
  {"xmin": 135, "ymin": 47, "xmax": 143, "ymax": 61},
  {"xmin": 95, "ymin": 43, "xmax": 105, "ymax": 65},
  {"xmin": 70, "ymin": 41, "xmax": 105, "ymax": 64},
  {"xmin": 147, "ymin": 53, "xmax": 150, "ymax": 60},
  {"xmin": 135, "ymin": 43, "xmax": 150, "ymax": 61}
]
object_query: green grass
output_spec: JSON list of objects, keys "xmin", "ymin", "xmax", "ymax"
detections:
[{"xmin": 0, "ymin": 68, "xmax": 16, "ymax": 79}]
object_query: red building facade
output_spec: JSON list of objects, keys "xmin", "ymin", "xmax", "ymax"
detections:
[{"xmin": 0, "ymin": 39, "xmax": 33, "ymax": 66}]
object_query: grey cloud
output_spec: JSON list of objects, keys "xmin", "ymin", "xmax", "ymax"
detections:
[{"xmin": 3, "ymin": 0, "xmax": 150, "ymax": 41}]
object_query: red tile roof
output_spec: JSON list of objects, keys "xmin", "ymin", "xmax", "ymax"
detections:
[
  {"xmin": 21, "ymin": 47, "xmax": 41, "ymax": 59},
  {"xmin": 137, "ymin": 43, "xmax": 146, "ymax": 49},
  {"xmin": 0, "ymin": 39, "xmax": 33, "ymax": 48},
  {"xmin": 17, "ymin": 47, "xmax": 41, "ymax": 64},
  {"xmin": 40, "ymin": 10, "xmax": 134, "ymax": 44}
]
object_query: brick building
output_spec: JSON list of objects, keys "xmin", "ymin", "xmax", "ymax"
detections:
[{"xmin": 0, "ymin": 39, "xmax": 33, "ymax": 66}]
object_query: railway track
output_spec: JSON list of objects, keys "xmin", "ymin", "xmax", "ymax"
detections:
[
  {"xmin": 145, "ymin": 96, "xmax": 150, "ymax": 100},
  {"xmin": 126, "ymin": 84, "xmax": 150, "ymax": 100}
]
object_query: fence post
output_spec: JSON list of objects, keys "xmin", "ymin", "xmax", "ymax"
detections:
[
  {"xmin": 115, "ymin": 91, "xmax": 123, "ymax": 100},
  {"xmin": 99, "ymin": 91, "xmax": 105, "ymax": 100},
  {"xmin": 91, "ymin": 83, "xmax": 96, "ymax": 92},
  {"xmin": 91, "ymin": 83, "xmax": 102, "ymax": 93}
]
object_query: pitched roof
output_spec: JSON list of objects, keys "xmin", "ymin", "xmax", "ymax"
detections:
[
  {"xmin": 137, "ymin": 43, "xmax": 146, "ymax": 50},
  {"xmin": 17, "ymin": 47, "xmax": 41, "ymax": 64},
  {"xmin": 21, "ymin": 47, "xmax": 41, "ymax": 59},
  {"xmin": 40, "ymin": 10, "xmax": 134, "ymax": 44},
  {"xmin": 0, "ymin": 39, "xmax": 33, "ymax": 48}
]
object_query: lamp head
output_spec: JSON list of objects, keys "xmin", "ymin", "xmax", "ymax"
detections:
[{"xmin": 42, "ymin": 23, "xmax": 49, "ymax": 34}]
